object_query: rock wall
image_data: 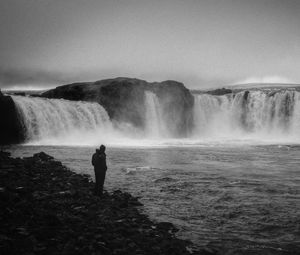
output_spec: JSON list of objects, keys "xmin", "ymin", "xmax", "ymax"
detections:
[
  {"xmin": 42, "ymin": 78, "xmax": 194, "ymax": 136},
  {"xmin": 0, "ymin": 90, "xmax": 25, "ymax": 145}
]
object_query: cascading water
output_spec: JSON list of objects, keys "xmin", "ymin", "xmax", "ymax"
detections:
[
  {"xmin": 12, "ymin": 95, "xmax": 115, "ymax": 145},
  {"xmin": 192, "ymin": 89, "xmax": 300, "ymax": 142},
  {"xmin": 144, "ymin": 91, "xmax": 168, "ymax": 138},
  {"xmin": 192, "ymin": 94, "xmax": 233, "ymax": 137},
  {"xmin": 9, "ymin": 89, "xmax": 300, "ymax": 146}
]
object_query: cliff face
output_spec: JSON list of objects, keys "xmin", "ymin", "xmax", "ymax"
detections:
[
  {"xmin": 42, "ymin": 78, "xmax": 194, "ymax": 136},
  {"xmin": 0, "ymin": 91, "xmax": 25, "ymax": 145}
]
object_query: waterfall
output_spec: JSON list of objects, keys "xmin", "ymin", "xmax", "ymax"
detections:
[
  {"xmin": 193, "ymin": 94, "xmax": 233, "ymax": 136},
  {"xmin": 192, "ymin": 90, "xmax": 300, "ymax": 141},
  {"xmin": 12, "ymin": 95, "xmax": 114, "ymax": 145},
  {"xmin": 9, "ymin": 89, "xmax": 300, "ymax": 145},
  {"xmin": 144, "ymin": 91, "xmax": 167, "ymax": 138}
]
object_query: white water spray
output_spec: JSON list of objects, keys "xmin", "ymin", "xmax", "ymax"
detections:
[
  {"xmin": 192, "ymin": 90, "xmax": 300, "ymax": 142},
  {"xmin": 12, "ymin": 96, "xmax": 115, "ymax": 145},
  {"xmin": 144, "ymin": 91, "xmax": 168, "ymax": 138}
]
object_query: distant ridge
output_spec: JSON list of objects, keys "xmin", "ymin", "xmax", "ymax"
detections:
[
  {"xmin": 227, "ymin": 83, "xmax": 300, "ymax": 90},
  {"xmin": 191, "ymin": 83, "xmax": 300, "ymax": 96}
]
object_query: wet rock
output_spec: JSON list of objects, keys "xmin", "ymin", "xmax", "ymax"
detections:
[
  {"xmin": 157, "ymin": 222, "xmax": 178, "ymax": 233},
  {"xmin": 0, "ymin": 151, "xmax": 11, "ymax": 158},
  {"xmin": 33, "ymin": 152, "xmax": 54, "ymax": 161}
]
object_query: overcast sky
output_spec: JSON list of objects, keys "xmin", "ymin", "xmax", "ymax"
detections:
[{"xmin": 1, "ymin": 0, "xmax": 300, "ymax": 90}]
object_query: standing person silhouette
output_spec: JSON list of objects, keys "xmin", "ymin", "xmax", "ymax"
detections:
[{"xmin": 92, "ymin": 145, "xmax": 107, "ymax": 196}]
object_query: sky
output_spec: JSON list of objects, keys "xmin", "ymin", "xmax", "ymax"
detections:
[{"xmin": 0, "ymin": 0, "xmax": 300, "ymax": 90}]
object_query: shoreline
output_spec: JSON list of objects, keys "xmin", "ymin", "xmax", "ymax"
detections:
[{"xmin": 0, "ymin": 151, "xmax": 215, "ymax": 254}]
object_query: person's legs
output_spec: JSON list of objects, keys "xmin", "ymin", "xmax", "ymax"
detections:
[
  {"xmin": 98, "ymin": 171, "xmax": 106, "ymax": 196},
  {"xmin": 94, "ymin": 170, "xmax": 101, "ymax": 196}
]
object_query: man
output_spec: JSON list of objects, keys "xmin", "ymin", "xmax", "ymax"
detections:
[{"xmin": 92, "ymin": 145, "xmax": 107, "ymax": 196}]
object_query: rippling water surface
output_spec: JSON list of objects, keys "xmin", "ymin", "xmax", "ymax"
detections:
[{"xmin": 8, "ymin": 144, "xmax": 300, "ymax": 254}]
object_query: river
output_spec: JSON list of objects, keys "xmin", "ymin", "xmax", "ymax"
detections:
[{"xmin": 7, "ymin": 143, "xmax": 300, "ymax": 254}]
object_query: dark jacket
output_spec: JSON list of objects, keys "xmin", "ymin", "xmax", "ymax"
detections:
[{"xmin": 92, "ymin": 152, "xmax": 107, "ymax": 171}]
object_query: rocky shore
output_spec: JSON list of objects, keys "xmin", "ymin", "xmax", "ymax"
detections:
[{"xmin": 0, "ymin": 151, "xmax": 215, "ymax": 255}]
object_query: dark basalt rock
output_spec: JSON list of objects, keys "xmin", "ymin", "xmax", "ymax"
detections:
[
  {"xmin": 0, "ymin": 90, "xmax": 25, "ymax": 145},
  {"xmin": 243, "ymin": 90, "xmax": 250, "ymax": 100},
  {"xmin": 0, "ymin": 151, "xmax": 217, "ymax": 255},
  {"xmin": 42, "ymin": 77, "xmax": 194, "ymax": 136},
  {"xmin": 33, "ymin": 152, "xmax": 54, "ymax": 161},
  {"xmin": 206, "ymin": 88, "xmax": 232, "ymax": 96}
]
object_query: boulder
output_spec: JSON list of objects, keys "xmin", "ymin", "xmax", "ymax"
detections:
[{"xmin": 33, "ymin": 152, "xmax": 54, "ymax": 161}]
